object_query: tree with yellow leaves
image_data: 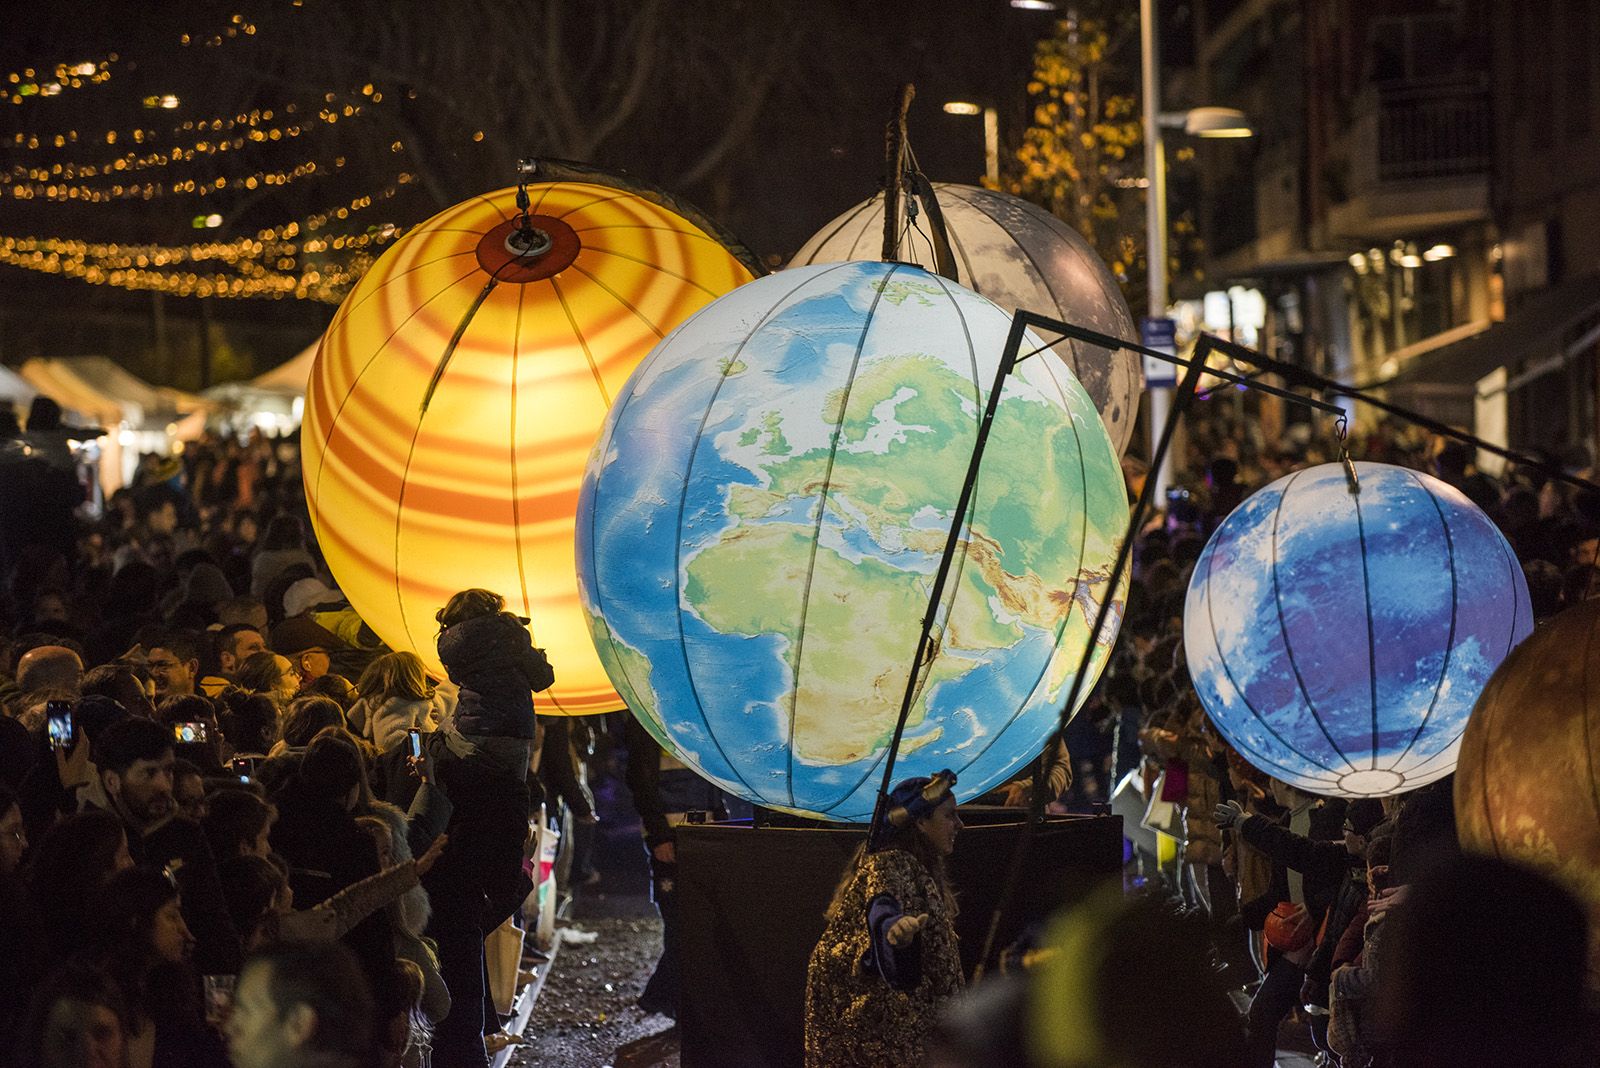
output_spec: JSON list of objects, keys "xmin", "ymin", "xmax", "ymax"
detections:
[{"xmin": 1006, "ymin": 9, "xmax": 1198, "ymax": 312}]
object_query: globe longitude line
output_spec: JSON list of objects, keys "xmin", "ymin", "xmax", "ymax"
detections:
[
  {"xmin": 785, "ymin": 264, "xmax": 904, "ymax": 815},
  {"xmin": 508, "ymin": 285, "xmax": 534, "ymax": 621},
  {"xmin": 1387, "ymin": 471, "xmax": 1458, "ymax": 771},
  {"xmin": 581, "ymin": 244, "xmax": 732, "ymax": 299},
  {"xmin": 941, "ymin": 187, "xmax": 1075, "ymax": 380},
  {"xmin": 548, "ymin": 276, "xmax": 612, "ymax": 407},
  {"xmin": 1397, "ymin": 735, "xmax": 1467, "ymax": 778},
  {"xmin": 804, "ymin": 279, "xmax": 993, "ymax": 819},
  {"xmin": 795, "ymin": 197, "xmax": 879, "ymax": 264},
  {"xmin": 568, "ymin": 264, "xmax": 666, "ymax": 340},
  {"xmin": 1493, "ymin": 525, "xmax": 1524, "ymax": 664},
  {"xmin": 473, "ymin": 192, "xmax": 512, "ymax": 223},
  {"xmin": 327, "ymin": 248, "xmax": 479, "ymax": 338},
  {"xmin": 583, "ymin": 336, "xmax": 665, "ymax": 736},
  {"xmin": 668, "ymin": 264, "xmax": 858, "ymax": 810},
  {"xmin": 528, "ymin": 181, "xmax": 557, "ymax": 217},
  {"xmin": 319, "ymin": 258, "xmax": 481, "ymax": 436},
  {"xmin": 944, "ymin": 315, "xmax": 1096, "ymax": 788},
  {"xmin": 392, "ymin": 276, "xmax": 501, "ymax": 658},
  {"xmin": 886, "ymin": 278, "xmax": 1007, "ymax": 792},
  {"xmin": 1351, "ymin": 474, "xmax": 1381, "ymax": 770},
  {"xmin": 1270, "ymin": 470, "xmax": 1359, "ymax": 773},
  {"xmin": 311, "ymin": 263, "xmax": 483, "ymax": 535},
  {"xmin": 943, "ymin": 214, "xmax": 980, "ymax": 292},
  {"xmin": 552, "ymin": 191, "xmax": 642, "ymax": 222},
  {"xmin": 1205, "ymin": 493, "xmax": 1345, "ymax": 777}
]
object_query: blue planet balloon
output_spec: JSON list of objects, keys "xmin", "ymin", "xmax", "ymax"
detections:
[
  {"xmin": 1184, "ymin": 461, "xmax": 1532, "ymax": 797},
  {"xmin": 575, "ymin": 261, "xmax": 1128, "ymax": 820}
]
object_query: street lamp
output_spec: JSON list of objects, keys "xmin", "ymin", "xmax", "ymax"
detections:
[
  {"xmin": 1141, "ymin": 0, "xmax": 1251, "ymax": 503},
  {"xmin": 942, "ymin": 100, "xmax": 1001, "ymax": 185}
]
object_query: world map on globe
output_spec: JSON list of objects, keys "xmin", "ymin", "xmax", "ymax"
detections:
[
  {"xmin": 576, "ymin": 262, "xmax": 1128, "ymax": 821},
  {"xmin": 1185, "ymin": 462, "xmax": 1532, "ymax": 797}
]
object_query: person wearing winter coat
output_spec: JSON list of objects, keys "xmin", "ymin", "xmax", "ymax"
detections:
[
  {"xmin": 347, "ymin": 651, "xmax": 448, "ymax": 751},
  {"xmin": 434, "ymin": 588, "xmax": 554, "ymax": 782},
  {"xmin": 382, "ymin": 725, "xmax": 532, "ymax": 1068},
  {"xmin": 1214, "ymin": 779, "xmax": 1350, "ymax": 1068}
]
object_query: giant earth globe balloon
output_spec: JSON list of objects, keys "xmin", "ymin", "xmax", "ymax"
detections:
[
  {"xmin": 575, "ymin": 260, "xmax": 1129, "ymax": 820},
  {"xmin": 1184, "ymin": 462, "xmax": 1531, "ymax": 797},
  {"xmin": 790, "ymin": 184, "xmax": 1142, "ymax": 456},
  {"xmin": 1456, "ymin": 597, "xmax": 1600, "ymax": 960},
  {"xmin": 303, "ymin": 177, "xmax": 756, "ymax": 713}
]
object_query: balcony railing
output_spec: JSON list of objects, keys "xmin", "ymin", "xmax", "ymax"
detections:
[{"xmin": 1376, "ymin": 84, "xmax": 1490, "ymax": 182}]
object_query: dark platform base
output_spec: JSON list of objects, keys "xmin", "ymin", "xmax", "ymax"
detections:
[{"xmin": 675, "ymin": 810, "xmax": 1123, "ymax": 1068}]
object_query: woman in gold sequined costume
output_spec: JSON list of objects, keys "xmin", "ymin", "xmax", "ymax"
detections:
[{"xmin": 803, "ymin": 772, "xmax": 964, "ymax": 1068}]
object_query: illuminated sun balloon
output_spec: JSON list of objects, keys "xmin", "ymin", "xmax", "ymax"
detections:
[
  {"xmin": 576, "ymin": 261, "xmax": 1128, "ymax": 820},
  {"xmin": 303, "ymin": 176, "xmax": 757, "ymax": 714},
  {"xmin": 790, "ymin": 183, "xmax": 1143, "ymax": 455},
  {"xmin": 1185, "ymin": 462, "xmax": 1531, "ymax": 797}
]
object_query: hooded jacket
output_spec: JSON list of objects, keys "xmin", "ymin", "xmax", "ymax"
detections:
[
  {"xmin": 435, "ymin": 612, "xmax": 554, "ymax": 740},
  {"xmin": 346, "ymin": 694, "xmax": 445, "ymax": 752}
]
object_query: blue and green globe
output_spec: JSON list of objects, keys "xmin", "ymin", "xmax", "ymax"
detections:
[{"xmin": 575, "ymin": 262, "xmax": 1129, "ymax": 820}]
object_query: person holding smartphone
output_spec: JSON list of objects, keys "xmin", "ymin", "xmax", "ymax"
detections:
[{"xmin": 87, "ymin": 718, "xmax": 242, "ymax": 976}]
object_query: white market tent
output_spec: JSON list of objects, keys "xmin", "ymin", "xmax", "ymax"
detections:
[
  {"xmin": 20, "ymin": 355, "xmax": 209, "ymax": 494},
  {"xmin": 203, "ymin": 338, "xmax": 318, "ymax": 435},
  {"xmin": 252, "ymin": 338, "xmax": 318, "ymax": 393},
  {"xmin": 0, "ymin": 365, "xmax": 37, "ymax": 410}
]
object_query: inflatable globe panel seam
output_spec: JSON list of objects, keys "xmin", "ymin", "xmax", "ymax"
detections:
[{"xmin": 1270, "ymin": 469, "xmax": 1359, "ymax": 772}]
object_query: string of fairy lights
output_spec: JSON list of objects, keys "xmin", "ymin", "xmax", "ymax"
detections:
[
  {"xmin": 0, "ymin": 8, "xmax": 455, "ymax": 303},
  {"xmin": 0, "ymin": 175, "xmax": 415, "ymax": 302},
  {"xmin": 4, "ymin": 100, "xmax": 366, "ymax": 181},
  {"xmin": 4, "ymin": 58, "xmax": 116, "ymax": 106}
]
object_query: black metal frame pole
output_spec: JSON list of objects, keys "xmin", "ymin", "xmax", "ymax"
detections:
[
  {"xmin": 969, "ymin": 336, "xmax": 1212, "ymax": 976},
  {"xmin": 1197, "ymin": 331, "xmax": 1600, "ymax": 495},
  {"xmin": 867, "ymin": 312, "xmax": 1034, "ymax": 839},
  {"xmin": 865, "ymin": 315, "xmax": 1347, "ymax": 842},
  {"xmin": 1008, "ymin": 312, "xmax": 1347, "ymax": 417}
]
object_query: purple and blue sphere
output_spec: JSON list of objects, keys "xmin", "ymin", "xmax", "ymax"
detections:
[{"xmin": 1184, "ymin": 461, "xmax": 1532, "ymax": 797}]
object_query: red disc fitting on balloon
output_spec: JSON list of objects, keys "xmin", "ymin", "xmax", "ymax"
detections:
[{"xmin": 475, "ymin": 214, "xmax": 581, "ymax": 283}]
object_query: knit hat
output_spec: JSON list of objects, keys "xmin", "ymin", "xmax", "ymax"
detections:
[{"xmin": 868, "ymin": 769, "xmax": 957, "ymax": 852}]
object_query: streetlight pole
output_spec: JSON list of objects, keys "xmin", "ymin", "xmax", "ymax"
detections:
[
  {"xmin": 982, "ymin": 106, "xmax": 1000, "ymax": 186},
  {"xmin": 1140, "ymin": 0, "xmax": 1175, "ymax": 504},
  {"xmin": 942, "ymin": 101, "xmax": 1002, "ymax": 185}
]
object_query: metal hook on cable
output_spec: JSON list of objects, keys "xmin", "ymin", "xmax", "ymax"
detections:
[
  {"xmin": 507, "ymin": 158, "xmax": 552, "ymax": 258},
  {"xmin": 1335, "ymin": 410, "xmax": 1360, "ymax": 494}
]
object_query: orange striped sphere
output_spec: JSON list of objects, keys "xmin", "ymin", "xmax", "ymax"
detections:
[{"xmin": 303, "ymin": 182, "xmax": 755, "ymax": 714}]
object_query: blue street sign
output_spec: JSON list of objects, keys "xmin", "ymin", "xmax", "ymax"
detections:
[{"xmin": 1141, "ymin": 316, "xmax": 1178, "ymax": 388}]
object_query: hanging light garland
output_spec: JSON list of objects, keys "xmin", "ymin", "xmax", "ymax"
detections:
[
  {"xmin": 4, "ymin": 151, "xmax": 350, "ymax": 203},
  {"xmin": 4, "ymin": 57, "xmax": 117, "ymax": 106},
  {"xmin": 8, "ymin": 87, "xmax": 375, "ymax": 156},
  {"xmin": 0, "ymin": 169, "xmax": 414, "ymax": 302},
  {"xmin": 3, "ymin": 102, "xmax": 364, "ymax": 182},
  {"xmin": 0, "ymin": 234, "xmax": 385, "ymax": 302},
  {"xmin": 0, "ymin": 8, "xmax": 481, "ymax": 303}
]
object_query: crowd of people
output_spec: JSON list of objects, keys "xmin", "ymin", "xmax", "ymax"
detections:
[
  {"xmin": 798, "ymin": 400, "xmax": 1600, "ymax": 1068},
  {"xmin": 0, "ymin": 405, "xmax": 623, "ymax": 1068},
  {"xmin": 1, "ymin": 386, "xmax": 1599, "ymax": 1068}
]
